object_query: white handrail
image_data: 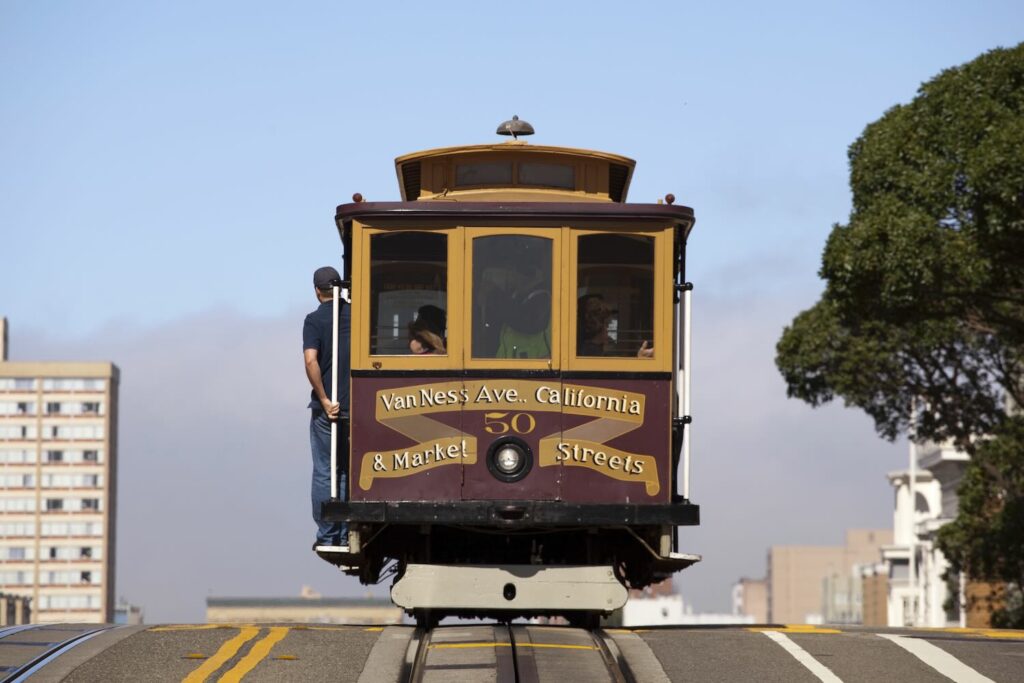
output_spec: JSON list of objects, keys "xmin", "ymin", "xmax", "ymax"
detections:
[
  {"xmin": 682, "ymin": 287, "xmax": 692, "ymax": 500},
  {"xmin": 330, "ymin": 285, "xmax": 339, "ymax": 499}
]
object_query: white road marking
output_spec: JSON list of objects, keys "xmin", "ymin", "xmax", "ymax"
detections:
[
  {"xmin": 762, "ymin": 630, "xmax": 844, "ymax": 682},
  {"xmin": 876, "ymin": 633, "xmax": 996, "ymax": 683}
]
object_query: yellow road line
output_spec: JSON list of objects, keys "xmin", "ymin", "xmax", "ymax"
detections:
[
  {"xmin": 747, "ymin": 625, "xmax": 842, "ymax": 635},
  {"xmin": 281, "ymin": 625, "xmax": 383, "ymax": 632},
  {"xmin": 154, "ymin": 623, "xmax": 383, "ymax": 634},
  {"xmin": 430, "ymin": 642, "xmax": 597, "ymax": 651},
  {"xmin": 927, "ymin": 627, "xmax": 1024, "ymax": 640},
  {"xmin": 219, "ymin": 627, "xmax": 290, "ymax": 683},
  {"xmin": 182, "ymin": 626, "xmax": 261, "ymax": 683},
  {"xmin": 152, "ymin": 624, "xmax": 244, "ymax": 632}
]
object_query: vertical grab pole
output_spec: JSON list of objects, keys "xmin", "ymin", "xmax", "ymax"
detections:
[
  {"xmin": 330, "ymin": 284, "xmax": 340, "ymax": 499},
  {"xmin": 908, "ymin": 397, "xmax": 918, "ymax": 626},
  {"xmin": 682, "ymin": 286, "xmax": 693, "ymax": 500},
  {"xmin": 675, "ymin": 280, "xmax": 682, "ymax": 498}
]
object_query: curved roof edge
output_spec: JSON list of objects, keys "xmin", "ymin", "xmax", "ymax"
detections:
[
  {"xmin": 394, "ymin": 142, "xmax": 636, "ymax": 167},
  {"xmin": 335, "ymin": 201, "xmax": 695, "ymax": 234}
]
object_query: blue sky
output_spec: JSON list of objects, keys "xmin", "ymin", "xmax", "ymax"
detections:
[
  {"xmin": 1, "ymin": 2, "xmax": 1021, "ymax": 621},
  {"xmin": 4, "ymin": 1, "xmax": 1020, "ymax": 333}
]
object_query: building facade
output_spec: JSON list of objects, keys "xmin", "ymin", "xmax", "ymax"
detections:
[
  {"xmin": 766, "ymin": 529, "xmax": 891, "ymax": 624},
  {"xmin": 732, "ymin": 577, "xmax": 768, "ymax": 623},
  {"xmin": 206, "ymin": 597, "xmax": 402, "ymax": 624},
  {"xmin": 859, "ymin": 563, "xmax": 889, "ymax": 627},
  {"xmin": 0, "ymin": 318, "xmax": 118, "ymax": 623},
  {"xmin": 879, "ymin": 438, "xmax": 969, "ymax": 628}
]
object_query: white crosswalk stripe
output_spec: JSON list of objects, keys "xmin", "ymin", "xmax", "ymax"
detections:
[
  {"xmin": 876, "ymin": 633, "xmax": 996, "ymax": 683},
  {"xmin": 762, "ymin": 631, "xmax": 844, "ymax": 682}
]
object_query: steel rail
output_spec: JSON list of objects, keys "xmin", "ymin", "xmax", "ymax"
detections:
[
  {"xmin": 587, "ymin": 629, "xmax": 630, "ymax": 683},
  {"xmin": 2, "ymin": 625, "xmax": 120, "ymax": 683},
  {"xmin": 0, "ymin": 625, "xmax": 42, "ymax": 642},
  {"xmin": 405, "ymin": 627, "xmax": 432, "ymax": 683},
  {"xmin": 405, "ymin": 623, "xmax": 632, "ymax": 683}
]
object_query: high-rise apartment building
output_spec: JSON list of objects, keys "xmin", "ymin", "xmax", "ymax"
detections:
[{"xmin": 0, "ymin": 318, "xmax": 118, "ymax": 623}]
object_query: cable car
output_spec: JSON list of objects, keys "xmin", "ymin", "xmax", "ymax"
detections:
[{"xmin": 322, "ymin": 118, "xmax": 699, "ymax": 627}]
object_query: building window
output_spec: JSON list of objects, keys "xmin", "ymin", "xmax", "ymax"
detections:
[
  {"xmin": 45, "ymin": 450, "xmax": 64, "ymax": 463},
  {"xmin": 16, "ymin": 402, "xmax": 29, "ymax": 415},
  {"xmin": 45, "ymin": 499, "xmax": 63, "ymax": 511},
  {"xmin": 80, "ymin": 571, "xmax": 92, "ymax": 583},
  {"xmin": 82, "ymin": 499, "xmax": 99, "ymax": 511},
  {"xmin": 80, "ymin": 547, "xmax": 92, "ymax": 559},
  {"xmin": 83, "ymin": 450, "xmax": 99, "ymax": 462},
  {"xmin": 7, "ymin": 548, "xmax": 25, "ymax": 560},
  {"xmin": 81, "ymin": 402, "xmax": 100, "ymax": 415},
  {"xmin": 50, "ymin": 426, "xmax": 59, "ymax": 438},
  {"xmin": 46, "ymin": 402, "xmax": 61, "ymax": 415}
]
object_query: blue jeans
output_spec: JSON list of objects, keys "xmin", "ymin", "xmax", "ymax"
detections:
[{"xmin": 310, "ymin": 409, "xmax": 348, "ymax": 545}]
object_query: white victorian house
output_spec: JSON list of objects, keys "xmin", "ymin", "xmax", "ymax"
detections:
[{"xmin": 881, "ymin": 439, "xmax": 969, "ymax": 627}]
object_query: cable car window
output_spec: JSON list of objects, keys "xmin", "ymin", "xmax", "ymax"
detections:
[
  {"xmin": 472, "ymin": 235, "xmax": 552, "ymax": 359},
  {"xmin": 369, "ymin": 232, "xmax": 447, "ymax": 355},
  {"xmin": 577, "ymin": 234, "xmax": 654, "ymax": 357},
  {"xmin": 517, "ymin": 162, "xmax": 575, "ymax": 189},
  {"xmin": 456, "ymin": 162, "xmax": 513, "ymax": 187}
]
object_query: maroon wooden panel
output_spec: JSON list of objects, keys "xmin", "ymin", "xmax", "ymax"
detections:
[
  {"xmin": 349, "ymin": 375, "xmax": 671, "ymax": 505},
  {"xmin": 349, "ymin": 376, "xmax": 464, "ymax": 502},
  {"xmin": 460, "ymin": 397, "xmax": 561, "ymax": 501},
  {"xmin": 556, "ymin": 379, "xmax": 671, "ymax": 504}
]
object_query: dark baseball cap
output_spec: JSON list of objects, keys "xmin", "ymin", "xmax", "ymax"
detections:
[{"xmin": 313, "ymin": 266, "xmax": 341, "ymax": 290}]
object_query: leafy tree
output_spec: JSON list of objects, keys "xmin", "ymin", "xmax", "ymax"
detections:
[
  {"xmin": 939, "ymin": 416, "xmax": 1024, "ymax": 626},
  {"xmin": 775, "ymin": 44, "xmax": 1024, "ymax": 625}
]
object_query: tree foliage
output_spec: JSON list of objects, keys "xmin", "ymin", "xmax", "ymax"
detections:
[
  {"xmin": 938, "ymin": 416, "xmax": 1024, "ymax": 627},
  {"xmin": 775, "ymin": 44, "xmax": 1024, "ymax": 624}
]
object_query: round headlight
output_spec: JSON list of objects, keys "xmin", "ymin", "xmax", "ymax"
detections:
[
  {"xmin": 495, "ymin": 445, "xmax": 523, "ymax": 474},
  {"xmin": 486, "ymin": 436, "xmax": 533, "ymax": 482}
]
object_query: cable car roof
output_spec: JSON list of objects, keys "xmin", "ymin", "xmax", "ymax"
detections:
[{"xmin": 394, "ymin": 142, "xmax": 638, "ymax": 203}]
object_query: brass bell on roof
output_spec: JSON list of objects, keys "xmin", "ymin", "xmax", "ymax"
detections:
[{"xmin": 496, "ymin": 115, "xmax": 534, "ymax": 140}]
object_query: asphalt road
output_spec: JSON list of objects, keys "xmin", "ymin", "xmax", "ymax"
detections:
[{"xmin": 0, "ymin": 622, "xmax": 1021, "ymax": 682}]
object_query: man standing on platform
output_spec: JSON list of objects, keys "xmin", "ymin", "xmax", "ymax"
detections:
[{"xmin": 303, "ymin": 266, "xmax": 350, "ymax": 550}]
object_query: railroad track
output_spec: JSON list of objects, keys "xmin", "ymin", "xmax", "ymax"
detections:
[
  {"xmin": 0, "ymin": 623, "xmax": 121, "ymax": 682},
  {"xmin": 406, "ymin": 623, "xmax": 635, "ymax": 683}
]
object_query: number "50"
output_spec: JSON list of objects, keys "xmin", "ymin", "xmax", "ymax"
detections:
[{"xmin": 483, "ymin": 412, "xmax": 536, "ymax": 435}]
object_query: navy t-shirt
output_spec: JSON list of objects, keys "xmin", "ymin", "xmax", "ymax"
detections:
[{"xmin": 303, "ymin": 300, "xmax": 351, "ymax": 411}]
